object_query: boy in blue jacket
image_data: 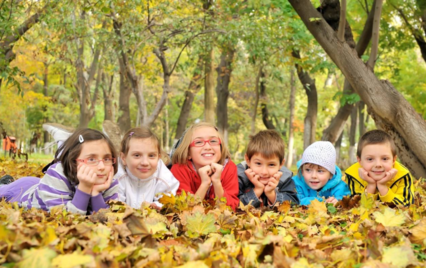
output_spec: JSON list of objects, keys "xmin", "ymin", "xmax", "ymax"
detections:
[{"xmin": 292, "ymin": 141, "xmax": 350, "ymax": 206}]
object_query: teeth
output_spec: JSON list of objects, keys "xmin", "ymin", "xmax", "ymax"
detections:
[{"xmin": 203, "ymin": 154, "xmax": 213, "ymax": 157}]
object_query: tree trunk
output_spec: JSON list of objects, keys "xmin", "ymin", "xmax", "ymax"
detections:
[
  {"xmin": 335, "ymin": 130, "xmax": 344, "ymax": 165},
  {"xmin": 358, "ymin": 101, "xmax": 366, "ymax": 136},
  {"xmin": 349, "ymin": 106, "xmax": 357, "ymax": 163},
  {"xmin": 117, "ymin": 57, "xmax": 131, "ymax": 133},
  {"xmin": 289, "ymin": 0, "xmax": 426, "ymax": 178},
  {"xmin": 286, "ymin": 67, "xmax": 296, "ymax": 169},
  {"xmin": 251, "ymin": 66, "xmax": 262, "ymax": 135},
  {"xmin": 259, "ymin": 69, "xmax": 276, "ymax": 130},
  {"xmin": 102, "ymin": 72, "xmax": 115, "ymax": 121},
  {"xmin": 43, "ymin": 62, "xmax": 49, "ymax": 144},
  {"xmin": 74, "ymin": 13, "xmax": 102, "ymax": 128},
  {"xmin": 293, "ymin": 51, "xmax": 317, "ymax": 149},
  {"xmin": 175, "ymin": 56, "xmax": 204, "ymax": 140},
  {"xmin": 321, "ymin": 0, "xmax": 376, "ymax": 143},
  {"xmin": 215, "ymin": 46, "xmax": 235, "ymax": 144},
  {"xmin": 204, "ymin": 48, "xmax": 215, "ymax": 124}
]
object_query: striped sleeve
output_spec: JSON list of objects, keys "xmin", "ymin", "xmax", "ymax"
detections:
[
  {"xmin": 345, "ymin": 174, "xmax": 365, "ymax": 196},
  {"xmin": 380, "ymin": 174, "xmax": 414, "ymax": 206}
]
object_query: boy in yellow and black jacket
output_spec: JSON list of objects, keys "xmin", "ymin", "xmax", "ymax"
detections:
[{"xmin": 345, "ymin": 130, "xmax": 414, "ymax": 206}]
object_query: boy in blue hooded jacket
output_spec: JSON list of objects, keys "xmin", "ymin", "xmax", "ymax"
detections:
[{"xmin": 292, "ymin": 141, "xmax": 350, "ymax": 206}]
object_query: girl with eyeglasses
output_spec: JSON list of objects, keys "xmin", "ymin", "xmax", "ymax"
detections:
[
  {"xmin": 116, "ymin": 127, "xmax": 179, "ymax": 210},
  {"xmin": 171, "ymin": 122, "xmax": 239, "ymax": 210},
  {"xmin": 0, "ymin": 129, "xmax": 119, "ymax": 215}
]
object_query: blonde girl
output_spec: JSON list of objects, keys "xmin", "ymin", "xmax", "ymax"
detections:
[
  {"xmin": 116, "ymin": 127, "xmax": 179, "ymax": 209},
  {"xmin": 170, "ymin": 122, "xmax": 239, "ymax": 210}
]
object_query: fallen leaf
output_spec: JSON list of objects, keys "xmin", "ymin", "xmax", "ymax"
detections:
[{"xmin": 373, "ymin": 207, "xmax": 406, "ymax": 227}]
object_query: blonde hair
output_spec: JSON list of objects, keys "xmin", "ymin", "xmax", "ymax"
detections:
[
  {"xmin": 172, "ymin": 122, "xmax": 231, "ymax": 165},
  {"xmin": 121, "ymin": 127, "xmax": 170, "ymax": 164}
]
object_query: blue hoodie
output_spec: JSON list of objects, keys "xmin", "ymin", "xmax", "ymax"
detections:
[{"xmin": 292, "ymin": 160, "xmax": 350, "ymax": 206}]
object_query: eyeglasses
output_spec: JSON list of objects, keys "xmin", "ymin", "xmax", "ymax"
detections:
[
  {"xmin": 189, "ymin": 138, "xmax": 221, "ymax": 147},
  {"xmin": 76, "ymin": 158, "xmax": 116, "ymax": 166}
]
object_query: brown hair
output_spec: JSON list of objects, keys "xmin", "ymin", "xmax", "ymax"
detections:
[
  {"xmin": 246, "ymin": 129, "xmax": 285, "ymax": 163},
  {"xmin": 356, "ymin": 129, "xmax": 397, "ymax": 158},
  {"xmin": 120, "ymin": 127, "xmax": 170, "ymax": 164},
  {"xmin": 171, "ymin": 122, "xmax": 230, "ymax": 165},
  {"xmin": 55, "ymin": 128, "xmax": 118, "ymax": 185}
]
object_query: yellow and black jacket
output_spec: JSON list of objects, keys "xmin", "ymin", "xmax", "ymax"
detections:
[{"xmin": 345, "ymin": 161, "xmax": 415, "ymax": 206}]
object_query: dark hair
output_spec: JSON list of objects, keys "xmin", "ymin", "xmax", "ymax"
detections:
[
  {"xmin": 54, "ymin": 128, "xmax": 118, "ymax": 185},
  {"xmin": 120, "ymin": 127, "xmax": 170, "ymax": 164},
  {"xmin": 356, "ymin": 129, "xmax": 397, "ymax": 158},
  {"xmin": 246, "ymin": 130, "xmax": 285, "ymax": 163}
]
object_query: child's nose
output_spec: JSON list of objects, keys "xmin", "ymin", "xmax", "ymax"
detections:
[
  {"xmin": 97, "ymin": 160, "xmax": 106, "ymax": 169},
  {"xmin": 140, "ymin": 156, "xmax": 149, "ymax": 165}
]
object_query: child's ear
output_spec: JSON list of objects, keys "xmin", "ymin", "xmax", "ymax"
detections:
[
  {"xmin": 120, "ymin": 152, "xmax": 127, "ymax": 166},
  {"xmin": 392, "ymin": 155, "xmax": 397, "ymax": 164},
  {"xmin": 280, "ymin": 159, "xmax": 285, "ymax": 168},
  {"xmin": 244, "ymin": 154, "xmax": 250, "ymax": 164},
  {"xmin": 357, "ymin": 156, "xmax": 361, "ymax": 164}
]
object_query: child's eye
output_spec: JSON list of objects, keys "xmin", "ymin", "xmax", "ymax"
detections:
[
  {"xmin": 209, "ymin": 138, "xmax": 220, "ymax": 145},
  {"xmin": 87, "ymin": 157, "xmax": 97, "ymax": 163},
  {"xmin": 383, "ymin": 157, "xmax": 389, "ymax": 161},
  {"xmin": 149, "ymin": 154, "xmax": 157, "ymax": 158},
  {"xmin": 134, "ymin": 154, "xmax": 141, "ymax": 158},
  {"xmin": 269, "ymin": 164, "xmax": 276, "ymax": 167},
  {"xmin": 103, "ymin": 158, "xmax": 113, "ymax": 163},
  {"xmin": 367, "ymin": 158, "xmax": 373, "ymax": 161},
  {"xmin": 254, "ymin": 162, "xmax": 261, "ymax": 166},
  {"xmin": 194, "ymin": 140, "xmax": 204, "ymax": 146}
]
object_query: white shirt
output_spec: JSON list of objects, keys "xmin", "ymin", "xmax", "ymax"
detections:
[{"xmin": 116, "ymin": 159, "xmax": 179, "ymax": 208}]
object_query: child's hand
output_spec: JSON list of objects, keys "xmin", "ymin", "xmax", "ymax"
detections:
[
  {"xmin": 264, "ymin": 171, "xmax": 281, "ymax": 194},
  {"xmin": 150, "ymin": 203, "xmax": 162, "ymax": 211},
  {"xmin": 210, "ymin": 163, "xmax": 223, "ymax": 184},
  {"xmin": 92, "ymin": 169, "xmax": 114, "ymax": 196},
  {"xmin": 245, "ymin": 168, "xmax": 264, "ymax": 190},
  {"xmin": 77, "ymin": 164, "xmax": 96, "ymax": 194},
  {"xmin": 377, "ymin": 168, "xmax": 398, "ymax": 185},
  {"xmin": 358, "ymin": 168, "xmax": 376, "ymax": 185},
  {"xmin": 198, "ymin": 165, "xmax": 213, "ymax": 185},
  {"xmin": 325, "ymin": 197, "xmax": 338, "ymax": 205}
]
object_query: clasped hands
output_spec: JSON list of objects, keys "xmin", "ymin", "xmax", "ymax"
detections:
[
  {"xmin": 198, "ymin": 163, "xmax": 223, "ymax": 186},
  {"xmin": 77, "ymin": 164, "xmax": 114, "ymax": 196},
  {"xmin": 245, "ymin": 168, "xmax": 281, "ymax": 202}
]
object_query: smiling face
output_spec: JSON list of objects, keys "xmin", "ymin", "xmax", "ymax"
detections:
[
  {"xmin": 121, "ymin": 138, "xmax": 160, "ymax": 180},
  {"xmin": 245, "ymin": 153, "xmax": 283, "ymax": 185},
  {"xmin": 188, "ymin": 126, "xmax": 222, "ymax": 170},
  {"xmin": 77, "ymin": 140, "xmax": 113, "ymax": 185},
  {"xmin": 357, "ymin": 142, "xmax": 396, "ymax": 181},
  {"xmin": 301, "ymin": 163, "xmax": 333, "ymax": 190}
]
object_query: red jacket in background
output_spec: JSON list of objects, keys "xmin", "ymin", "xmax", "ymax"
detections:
[{"xmin": 171, "ymin": 160, "xmax": 239, "ymax": 210}]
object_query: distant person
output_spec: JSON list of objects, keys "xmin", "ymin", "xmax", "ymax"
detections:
[
  {"xmin": 170, "ymin": 122, "xmax": 239, "ymax": 210},
  {"xmin": 237, "ymin": 130, "xmax": 299, "ymax": 208},
  {"xmin": 345, "ymin": 129, "xmax": 415, "ymax": 206},
  {"xmin": 292, "ymin": 141, "xmax": 350, "ymax": 205},
  {"xmin": 116, "ymin": 127, "xmax": 179, "ymax": 209},
  {"xmin": 0, "ymin": 129, "xmax": 119, "ymax": 215}
]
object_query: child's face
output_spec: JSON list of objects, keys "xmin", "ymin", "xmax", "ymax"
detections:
[
  {"xmin": 357, "ymin": 142, "xmax": 396, "ymax": 181},
  {"xmin": 77, "ymin": 140, "xmax": 114, "ymax": 185},
  {"xmin": 121, "ymin": 138, "xmax": 160, "ymax": 180},
  {"xmin": 245, "ymin": 153, "xmax": 283, "ymax": 185},
  {"xmin": 301, "ymin": 164, "xmax": 333, "ymax": 190},
  {"xmin": 189, "ymin": 126, "xmax": 222, "ymax": 170}
]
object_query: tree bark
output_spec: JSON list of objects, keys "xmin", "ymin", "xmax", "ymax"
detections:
[
  {"xmin": 204, "ymin": 48, "xmax": 215, "ymax": 124},
  {"xmin": 358, "ymin": 101, "xmax": 366, "ymax": 136},
  {"xmin": 175, "ymin": 56, "xmax": 204, "ymax": 140},
  {"xmin": 117, "ymin": 57, "xmax": 131, "ymax": 133},
  {"xmin": 367, "ymin": 0, "xmax": 383, "ymax": 70},
  {"xmin": 251, "ymin": 66, "xmax": 262, "ymax": 135},
  {"xmin": 215, "ymin": 46, "xmax": 235, "ymax": 145},
  {"xmin": 293, "ymin": 51, "xmax": 317, "ymax": 149},
  {"xmin": 102, "ymin": 72, "xmax": 115, "ymax": 121},
  {"xmin": 286, "ymin": 67, "xmax": 296, "ymax": 169},
  {"xmin": 259, "ymin": 69, "xmax": 276, "ymax": 130},
  {"xmin": 289, "ymin": 0, "xmax": 426, "ymax": 178},
  {"xmin": 321, "ymin": 0, "xmax": 376, "ymax": 143},
  {"xmin": 349, "ymin": 106, "xmax": 357, "ymax": 163}
]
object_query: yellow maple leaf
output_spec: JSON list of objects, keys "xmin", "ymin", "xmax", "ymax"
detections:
[
  {"xmin": 176, "ymin": 261, "xmax": 209, "ymax": 268},
  {"xmin": 382, "ymin": 246, "xmax": 416, "ymax": 268},
  {"xmin": 308, "ymin": 199, "xmax": 327, "ymax": 213},
  {"xmin": 17, "ymin": 248, "xmax": 57, "ymax": 268},
  {"xmin": 373, "ymin": 207, "xmax": 406, "ymax": 227},
  {"xmin": 185, "ymin": 212, "xmax": 216, "ymax": 238},
  {"xmin": 51, "ymin": 252, "xmax": 94, "ymax": 268}
]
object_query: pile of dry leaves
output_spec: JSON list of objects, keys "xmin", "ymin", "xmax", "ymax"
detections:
[{"xmin": 0, "ymin": 159, "xmax": 425, "ymax": 267}]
